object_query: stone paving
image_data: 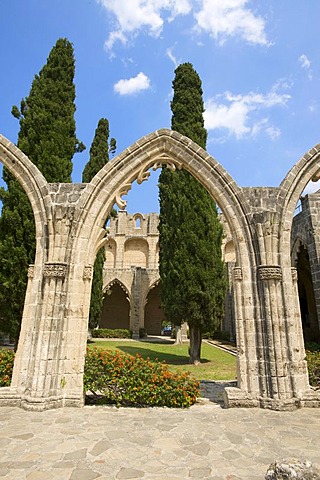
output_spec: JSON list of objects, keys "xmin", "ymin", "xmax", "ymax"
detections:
[{"xmin": 0, "ymin": 398, "xmax": 319, "ymax": 480}]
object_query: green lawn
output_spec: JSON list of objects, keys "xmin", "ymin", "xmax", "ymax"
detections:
[{"xmin": 87, "ymin": 339, "xmax": 237, "ymax": 381}]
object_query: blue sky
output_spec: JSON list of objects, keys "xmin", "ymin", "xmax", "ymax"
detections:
[{"xmin": 1, "ymin": 0, "xmax": 320, "ymax": 213}]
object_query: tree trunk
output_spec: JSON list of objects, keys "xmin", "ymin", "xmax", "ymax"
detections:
[{"xmin": 189, "ymin": 325, "xmax": 202, "ymax": 365}]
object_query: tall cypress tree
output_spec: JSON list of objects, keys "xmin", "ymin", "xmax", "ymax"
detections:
[
  {"xmin": 159, "ymin": 63, "xmax": 226, "ymax": 364},
  {"xmin": 0, "ymin": 38, "xmax": 84, "ymax": 341},
  {"xmin": 82, "ymin": 118, "xmax": 116, "ymax": 330}
]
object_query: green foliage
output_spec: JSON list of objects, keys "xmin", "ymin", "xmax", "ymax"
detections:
[
  {"xmin": 84, "ymin": 348, "xmax": 200, "ymax": 407},
  {"xmin": 0, "ymin": 178, "xmax": 35, "ymax": 339},
  {"xmin": 0, "ymin": 38, "xmax": 84, "ymax": 340},
  {"xmin": 88, "ymin": 248, "xmax": 105, "ymax": 329},
  {"xmin": 82, "ymin": 119, "xmax": 115, "ymax": 329},
  {"xmin": 14, "ymin": 38, "xmax": 84, "ymax": 183},
  {"xmin": 159, "ymin": 62, "xmax": 227, "ymax": 363},
  {"xmin": 306, "ymin": 344, "xmax": 320, "ymax": 388},
  {"xmin": 82, "ymin": 118, "xmax": 111, "ymax": 183},
  {"xmin": 0, "ymin": 349, "xmax": 15, "ymax": 387},
  {"xmin": 305, "ymin": 342, "xmax": 320, "ymax": 352},
  {"xmin": 91, "ymin": 328, "xmax": 132, "ymax": 339},
  {"xmin": 171, "ymin": 63, "xmax": 207, "ymax": 148}
]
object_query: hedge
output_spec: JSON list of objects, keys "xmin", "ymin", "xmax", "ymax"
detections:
[{"xmin": 91, "ymin": 329, "xmax": 131, "ymax": 339}]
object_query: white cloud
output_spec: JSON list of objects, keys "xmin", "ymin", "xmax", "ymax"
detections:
[
  {"xmin": 98, "ymin": 0, "xmax": 192, "ymax": 50},
  {"xmin": 166, "ymin": 47, "xmax": 179, "ymax": 67},
  {"xmin": 299, "ymin": 54, "xmax": 312, "ymax": 80},
  {"xmin": 204, "ymin": 89, "xmax": 290, "ymax": 139},
  {"xmin": 97, "ymin": 0, "xmax": 269, "ymax": 51},
  {"xmin": 194, "ymin": 0, "xmax": 269, "ymax": 46},
  {"xmin": 299, "ymin": 54, "xmax": 311, "ymax": 70},
  {"xmin": 114, "ymin": 72, "xmax": 151, "ymax": 95},
  {"xmin": 104, "ymin": 30, "xmax": 127, "ymax": 51}
]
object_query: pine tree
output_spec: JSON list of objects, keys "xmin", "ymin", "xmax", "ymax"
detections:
[
  {"xmin": 0, "ymin": 38, "xmax": 84, "ymax": 341},
  {"xmin": 159, "ymin": 63, "xmax": 226, "ymax": 364},
  {"xmin": 82, "ymin": 118, "xmax": 116, "ymax": 329}
]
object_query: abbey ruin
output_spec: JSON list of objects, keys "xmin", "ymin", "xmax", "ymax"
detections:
[
  {"xmin": 0, "ymin": 129, "xmax": 320, "ymax": 411},
  {"xmin": 102, "ymin": 200, "xmax": 320, "ymax": 345}
]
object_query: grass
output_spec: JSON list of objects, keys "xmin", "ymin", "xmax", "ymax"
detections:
[{"xmin": 87, "ymin": 339, "xmax": 237, "ymax": 381}]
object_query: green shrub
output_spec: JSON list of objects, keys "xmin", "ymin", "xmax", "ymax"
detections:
[
  {"xmin": 0, "ymin": 349, "xmax": 15, "ymax": 387},
  {"xmin": 91, "ymin": 328, "xmax": 132, "ymax": 339},
  {"xmin": 306, "ymin": 349, "xmax": 320, "ymax": 388},
  {"xmin": 84, "ymin": 348, "xmax": 200, "ymax": 408}
]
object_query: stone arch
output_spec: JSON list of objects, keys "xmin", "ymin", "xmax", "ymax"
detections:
[
  {"xmin": 278, "ymin": 145, "xmax": 320, "ymax": 339},
  {"xmin": 295, "ymin": 244, "xmax": 319, "ymax": 342},
  {"xmin": 3, "ymin": 130, "xmax": 317, "ymax": 411},
  {"xmin": 0, "ymin": 135, "xmax": 50, "ymax": 251},
  {"xmin": 72, "ymin": 129, "xmax": 259, "ymax": 404},
  {"xmin": 124, "ymin": 238, "xmax": 149, "ymax": 268},
  {"xmin": 279, "ymin": 144, "xmax": 320, "ymax": 231},
  {"xmin": 133, "ymin": 213, "xmax": 144, "ymax": 229},
  {"xmin": 100, "ymin": 279, "xmax": 131, "ymax": 330}
]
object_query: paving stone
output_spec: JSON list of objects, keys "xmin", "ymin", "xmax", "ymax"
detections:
[
  {"xmin": 0, "ymin": 405, "xmax": 318, "ymax": 479},
  {"xmin": 187, "ymin": 442, "xmax": 210, "ymax": 456},
  {"xmin": 69, "ymin": 469, "xmax": 102, "ymax": 480},
  {"xmin": 89, "ymin": 440, "xmax": 110, "ymax": 456},
  {"xmin": 189, "ymin": 467, "xmax": 212, "ymax": 477},
  {"xmin": 116, "ymin": 468, "xmax": 145, "ymax": 479},
  {"xmin": 64, "ymin": 448, "xmax": 88, "ymax": 460},
  {"xmin": 11, "ymin": 433, "xmax": 34, "ymax": 440},
  {"xmin": 27, "ymin": 471, "xmax": 54, "ymax": 479}
]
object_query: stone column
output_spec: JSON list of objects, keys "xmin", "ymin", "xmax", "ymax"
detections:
[{"xmin": 224, "ymin": 266, "xmax": 260, "ymax": 408}]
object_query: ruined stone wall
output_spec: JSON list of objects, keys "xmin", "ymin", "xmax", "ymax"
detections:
[
  {"xmin": 102, "ymin": 211, "xmax": 235, "ymax": 336},
  {"xmin": 291, "ymin": 193, "xmax": 320, "ymax": 340}
]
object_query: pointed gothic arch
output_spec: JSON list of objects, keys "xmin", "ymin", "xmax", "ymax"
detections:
[{"xmin": 0, "ymin": 130, "xmax": 318, "ymax": 411}]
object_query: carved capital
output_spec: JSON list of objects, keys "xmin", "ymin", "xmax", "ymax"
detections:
[
  {"xmin": 44, "ymin": 262, "xmax": 68, "ymax": 278},
  {"xmin": 83, "ymin": 265, "xmax": 93, "ymax": 280},
  {"xmin": 27, "ymin": 265, "xmax": 35, "ymax": 278},
  {"xmin": 233, "ymin": 267, "xmax": 243, "ymax": 281},
  {"xmin": 258, "ymin": 265, "xmax": 282, "ymax": 281}
]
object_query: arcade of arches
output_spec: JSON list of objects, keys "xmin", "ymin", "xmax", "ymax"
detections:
[
  {"xmin": 101, "ymin": 204, "xmax": 320, "ymax": 343},
  {"xmin": 0, "ymin": 129, "xmax": 320, "ymax": 412}
]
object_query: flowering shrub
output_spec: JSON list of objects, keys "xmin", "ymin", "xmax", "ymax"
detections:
[
  {"xmin": 84, "ymin": 348, "xmax": 200, "ymax": 408},
  {"xmin": 0, "ymin": 349, "xmax": 15, "ymax": 387},
  {"xmin": 306, "ymin": 349, "xmax": 320, "ymax": 388}
]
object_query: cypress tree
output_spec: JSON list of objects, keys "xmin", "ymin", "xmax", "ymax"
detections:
[
  {"xmin": 159, "ymin": 63, "xmax": 226, "ymax": 364},
  {"xmin": 0, "ymin": 38, "xmax": 84, "ymax": 342},
  {"xmin": 82, "ymin": 118, "xmax": 116, "ymax": 329}
]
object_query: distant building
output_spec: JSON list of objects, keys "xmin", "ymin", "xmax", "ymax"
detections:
[{"xmin": 100, "ymin": 197, "xmax": 320, "ymax": 343}]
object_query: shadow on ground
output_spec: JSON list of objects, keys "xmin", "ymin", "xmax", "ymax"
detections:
[{"xmin": 116, "ymin": 345, "xmax": 210, "ymax": 365}]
